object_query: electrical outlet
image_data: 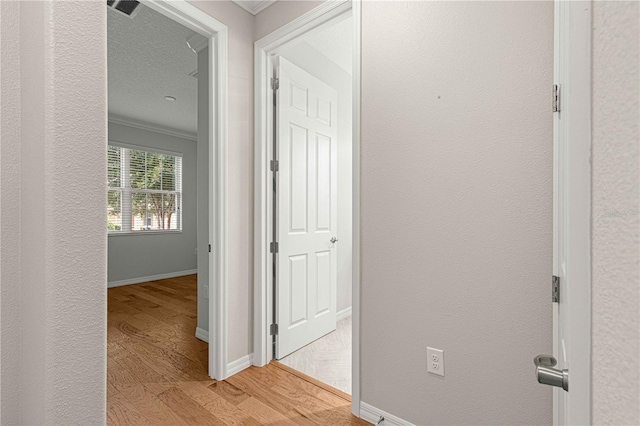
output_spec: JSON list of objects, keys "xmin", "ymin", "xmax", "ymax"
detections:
[{"xmin": 427, "ymin": 347, "xmax": 444, "ymax": 376}]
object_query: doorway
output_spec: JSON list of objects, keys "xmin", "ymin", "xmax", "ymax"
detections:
[
  {"xmin": 106, "ymin": 0, "xmax": 228, "ymax": 382},
  {"xmin": 253, "ymin": 0, "xmax": 361, "ymax": 410}
]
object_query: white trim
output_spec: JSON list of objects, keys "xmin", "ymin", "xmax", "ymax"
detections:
[
  {"xmin": 253, "ymin": 0, "xmax": 361, "ymax": 417},
  {"xmin": 108, "ymin": 114, "xmax": 197, "ymax": 141},
  {"xmin": 195, "ymin": 327, "xmax": 209, "ymax": 343},
  {"xmin": 187, "ymin": 33, "xmax": 208, "ymax": 54},
  {"xmin": 231, "ymin": 1, "xmax": 276, "ymax": 16},
  {"xmin": 227, "ymin": 353, "xmax": 254, "ymax": 377},
  {"xmin": 142, "ymin": 0, "xmax": 228, "ymax": 381},
  {"xmin": 359, "ymin": 402, "xmax": 415, "ymax": 426},
  {"xmin": 107, "ymin": 269, "xmax": 197, "ymax": 288},
  {"xmin": 351, "ymin": 0, "xmax": 362, "ymax": 416},
  {"xmin": 553, "ymin": 2, "xmax": 592, "ymax": 424},
  {"xmin": 336, "ymin": 306, "xmax": 352, "ymax": 322}
]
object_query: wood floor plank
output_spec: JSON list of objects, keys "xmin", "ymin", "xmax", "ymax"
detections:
[
  {"xmin": 117, "ymin": 384, "xmax": 188, "ymax": 426},
  {"xmin": 208, "ymin": 380, "xmax": 251, "ymax": 406},
  {"xmin": 108, "ymin": 275, "xmax": 366, "ymax": 426},
  {"xmin": 156, "ymin": 387, "xmax": 224, "ymax": 425},
  {"xmin": 178, "ymin": 381, "xmax": 252, "ymax": 426}
]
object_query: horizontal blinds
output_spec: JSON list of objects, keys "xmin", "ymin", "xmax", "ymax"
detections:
[{"xmin": 108, "ymin": 145, "xmax": 182, "ymax": 232}]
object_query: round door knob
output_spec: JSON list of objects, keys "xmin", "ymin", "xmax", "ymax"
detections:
[{"xmin": 330, "ymin": 237, "xmax": 338, "ymax": 243}]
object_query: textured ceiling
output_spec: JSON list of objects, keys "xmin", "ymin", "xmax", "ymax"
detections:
[
  {"xmin": 108, "ymin": 5, "xmax": 199, "ymax": 134},
  {"xmin": 302, "ymin": 16, "xmax": 353, "ymax": 75}
]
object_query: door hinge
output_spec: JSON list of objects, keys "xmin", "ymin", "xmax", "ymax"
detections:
[
  {"xmin": 208, "ymin": 244, "xmax": 211, "ymax": 253},
  {"xmin": 271, "ymin": 77, "xmax": 279, "ymax": 91},
  {"xmin": 270, "ymin": 160, "xmax": 279, "ymax": 172},
  {"xmin": 552, "ymin": 275, "xmax": 560, "ymax": 303},
  {"xmin": 553, "ymin": 84, "xmax": 561, "ymax": 113},
  {"xmin": 270, "ymin": 242, "xmax": 279, "ymax": 254},
  {"xmin": 270, "ymin": 323, "xmax": 279, "ymax": 336}
]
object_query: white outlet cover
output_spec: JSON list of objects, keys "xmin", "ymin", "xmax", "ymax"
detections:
[{"xmin": 427, "ymin": 347, "xmax": 445, "ymax": 377}]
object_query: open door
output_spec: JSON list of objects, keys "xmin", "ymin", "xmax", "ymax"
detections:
[
  {"xmin": 534, "ymin": 2, "xmax": 591, "ymax": 423},
  {"xmin": 274, "ymin": 57, "xmax": 339, "ymax": 359}
]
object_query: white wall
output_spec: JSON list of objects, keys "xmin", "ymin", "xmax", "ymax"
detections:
[
  {"xmin": 592, "ymin": 1, "xmax": 640, "ymax": 424},
  {"xmin": 0, "ymin": 1, "xmax": 106, "ymax": 423},
  {"xmin": 358, "ymin": 2, "xmax": 554, "ymax": 423},
  {"xmin": 107, "ymin": 122, "xmax": 198, "ymax": 285},
  {"xmin": 280, "ymin": 40, "xmax": 353, "ymax": 313},
  {"xmin": 254, "ymin": 0, "xmax": 324, "ymax": 41}
]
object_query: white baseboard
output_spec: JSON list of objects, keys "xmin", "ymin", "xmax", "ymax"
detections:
[
  {"xmin": 337, "ymin": 306, "xmax": 352, "ymax": 321},
  {"xmin": 195, "ymin": 327, "xmax": 209, "ymax": 343},
  {"xmin": 108, "ymin": 269, "xmax": 197, "ymax": 288},
  {"xmin": 360, "ymin": 402, "xmax": 415, "ymax": 426},
  {"xmin": 227, "ymin": 353, "xmax": 253, "ymax": 377}
]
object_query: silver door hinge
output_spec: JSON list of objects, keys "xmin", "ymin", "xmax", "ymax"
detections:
[
  {"xmin": 552, "ymin": 275, "xmax": 560, "ymax": 303},
  {"xmin": 270, "ymin": 160, "xmax": 279, "ymax": 172},
  {"xmin": 270, "ymin": 323, "xmax": 279, "ymax": 335},
  {"xmin": 271, "ymin": 77, "xmax": 279, "ymax": 91},
  {"xmin": 553, "ymin": 84, "xmax": 561, "ymax": 113},
  {"xmin": 270, "ymin": 242, "xmax": 279, "ymax": 254}
]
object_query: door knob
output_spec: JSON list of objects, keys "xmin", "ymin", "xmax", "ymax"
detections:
[
  {"xmin": 330, "ymin": 237, "xmax": 338, "ymax": 243},
  {"xmin": 534, "ymin": 354, "xmax": 569, "ymax": 392}
]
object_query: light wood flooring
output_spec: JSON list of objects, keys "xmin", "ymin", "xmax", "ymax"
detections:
[
  {"xmin": 279, "ymin": 316, "xmax": 352, "ymax": 394},
  {"xmin": 108, "ymin": 275, "xmax": 368, "ymax": 425}
]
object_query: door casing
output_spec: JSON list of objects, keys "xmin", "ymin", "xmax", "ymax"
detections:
[{"xmin": 252, "ymin": 0, "xmax": 362, "ymax": 416}]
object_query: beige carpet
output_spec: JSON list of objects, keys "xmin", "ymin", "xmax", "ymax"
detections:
[{"xmin": 278, "ymin": 316, "xmax": 352, "ymax": 394}]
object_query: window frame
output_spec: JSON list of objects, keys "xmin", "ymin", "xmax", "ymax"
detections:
[{"xmin": 107, "ymin": 141, "xmax": 183, "ymax": 236}]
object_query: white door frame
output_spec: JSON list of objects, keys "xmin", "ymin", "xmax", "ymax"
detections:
[
  {"xmin": 143, "ymin": 0, "xmax": 228, "ymax": 381},
  {"xmin": 253, "ymin": 0, "xmax": 362, "ymax": 416},
  {"xmin": 553, "ymin": 1, "xmax": 591, "ymax": 424}
]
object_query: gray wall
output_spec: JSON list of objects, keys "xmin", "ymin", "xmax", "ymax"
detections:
[
  {"xmin": 359, "ymin": 1, "xmax": 553, "ymax": 423},
  {"xmin": 280, "ymin": 39, "xmax": 353, "ymax": 314},
  {"xmin": 197, "ymin": 46, "xmax": 209, "ymax": 334},
  {"xmin": 107, "ymin": 122, "xmax": 197, "ymax": 284},
  {"xmin": 592, "ymin": 1, "xmax": 640, "ymax": 424}
]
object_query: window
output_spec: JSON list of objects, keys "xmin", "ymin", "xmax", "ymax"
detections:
[{"xmin": 108, "ymin": 144, "xmax": 182, "ymax": 233}]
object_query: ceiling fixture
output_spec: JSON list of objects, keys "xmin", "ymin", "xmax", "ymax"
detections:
[{"xmin": 164, "ymin": 96, "xmax": 176, "ymax": 102}]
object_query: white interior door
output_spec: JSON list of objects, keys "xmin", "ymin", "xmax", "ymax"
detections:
[{"xmin": 275, "ymin": 57, "xmax": 338, "ymax": 359}]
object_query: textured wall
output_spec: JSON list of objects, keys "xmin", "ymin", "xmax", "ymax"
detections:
[
  {"xmin": 592, "ymin": 1, "xmax": 640, "ymax": 424},
  {"xmin": 107, "ymin": 123, "xmax": 198, "ymax": 284},
  {"xmin": 0, "ymin": 1, "xmax": 107, "ymax": 423},
  {"xmin": 360, "ymin": 1, "xmax": 553, "ymax": 423},
  {"xmin": 0, "ymin": 1, "xmax": 22, "ymax": 424},
  {"xmin": 190, "ymin": 0, "xmax": 255, "ymax": 361}
]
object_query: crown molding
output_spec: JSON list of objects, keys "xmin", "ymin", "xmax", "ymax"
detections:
[
  {"xmin": 187, "ymin": 33, "xmax": 208, "ymax": 53},
  {"xmin": 232, "ymin": 0, "xmax": 277, "ymax": 16},
  {"xmin": 108, "ymin": 114, "xmax": 197, "ymax": 141}
]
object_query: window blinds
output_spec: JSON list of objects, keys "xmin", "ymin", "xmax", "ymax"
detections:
[{"xmin": 108, "ymin": 145, "xmax": 182, "ymax": 233}]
